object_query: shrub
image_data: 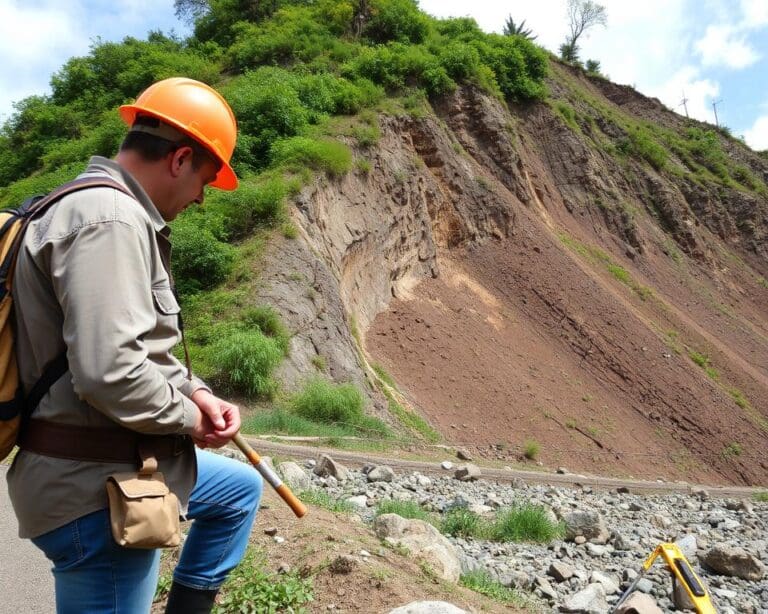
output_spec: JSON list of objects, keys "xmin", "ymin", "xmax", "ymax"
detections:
[
  {"xmin": 242, "ymin": 408, "xmax": 354, "ymax": 438},
  {"xmin": 289, "ymin": 378, "xmax": 365, "ymax": 426},
  {"xmin": 270, "ymin": 136, "xmax": 352, "ymax": 178},
  {"xmin": 206, "ymin": 330, "xmax": 284, "ymax": 398},
  {"xmin": 721, "ymin": 442, "xmax": 743, "ymax": 459},
  {"xmin": 241, "ymin": 305, "xmax": 291, "ymax": 355},
  {"xmin": 364, "ymin": 0, "xmax": 430, "ymax": 44},
  {"xmin": 441, "ymin": 508, "xmax": 482, "ymax": 538},
  {"xmin": 618, "ymin": 126, "xmax": 668, "ymax": 170},
  {"xmin": 487, "ymin": 504, "xmax": 563, "ymax": 543},
  {"xmin": 554, "ymin": 101, "xmax": 579, "ymax": 131},
  {"xmin": 170, "ymin": 219, "xmax": 236, "ymax": 295},
  {"xmin": 472, "ymin": 34, "xmax": 548, "ymax": 102},
  {"xmin": 754, "ymin": 491, "xmax": 768, "ymax": 502},
  {"xmin": 213, "ymin": 176, "xmax": 288, "ymax": 238},
  {"xmin": 438, "ymin": 42, "xmax": 481, "ymax": 82},
  {"xmin": 523, "ymin": 439, "xmax": 540, "ymax": 460}
]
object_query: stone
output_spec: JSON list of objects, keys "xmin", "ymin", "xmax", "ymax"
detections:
[
  {"xmin": 345, "ymin": 495, "xmax": 368, "ymax": 510},
  {"xmin": 615, "ymin": 592, "xmax": 664, "ymax": 613},
  {"xmin": 329, "ymin": 555, "xmax": 358, "ymax": 574},
  {"xmin": 559, "ymin": 583, "xmax": 609, "ymax": 613},
  {"xmin": 313, "ymin": 454, "xmax": 350, "ymax": 482},
  {"xmin": 702, "ymin": 545, "xmax": 765, "ymax": 580},
  {"xmin": 454, "ymin": 464, "xmax": 481, "ymax": 481},
  {"xmin": 388, "ymin": 602, "xmax": 468, "ymax": 614},
  {"xmin": 589, "ymin": 570, "xmax": 619, "ymax": 594},
  {"xmin": 440, "ymin": 461, "xmax": 454, "ymax": 470},
  {"xmin": 456, "ymin": 448, "xmax": 473, "ymax": 461},
  {"xmin": 374, "ymin": 514, "xmax": 461, "ymax": 583},
  {"xmin": 548, "ymin": 561, "xmax": 576, "ymax": 582},
  {"xmin": 535, "ymin": 575, "xmax": 558, "ymax": 600},
  {"xmin": 367, "ymin": 465, "xmax": 396, "ymax": 482},
  {"xmin": 564, "ymin": 511, "xmax": 610, "ymax": 544},
  {"xmin": 278, "ymin": 461, "xmax": 311, "ymax": 491},
  {"xmin": 636, "ymin": 579, "xmax": 654, "ymax": 593}
]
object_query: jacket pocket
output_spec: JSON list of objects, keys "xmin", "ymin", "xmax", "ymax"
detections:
[{"xmin": 151, "ymin": 286, "xmax": 180, "ymax": 315}]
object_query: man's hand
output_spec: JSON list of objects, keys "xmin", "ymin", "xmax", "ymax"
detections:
[{"xmin": 189, "ymin": 389, "xmax": 241, "ymax": 448}]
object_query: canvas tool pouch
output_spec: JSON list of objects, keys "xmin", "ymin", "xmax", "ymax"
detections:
[{"xmin": 106, "ymin": 448, "xmax": 181, "ymax": 549}]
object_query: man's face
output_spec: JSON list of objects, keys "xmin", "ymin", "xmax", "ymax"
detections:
[{"xmin": 160, "ymin": 147, "xmax": 220, "ymax": 221}]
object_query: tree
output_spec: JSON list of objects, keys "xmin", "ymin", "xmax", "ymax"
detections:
[
  {"xmin": 502, "ymin": 16, "xmax": 536, "ymax": 41},
  {"xmin": 559, "ymin": 0, "xmax": 606, "ymax": 63},
  {"xmin": 585, "ymin": 59, "xmax": 601, "ymax": 75}
]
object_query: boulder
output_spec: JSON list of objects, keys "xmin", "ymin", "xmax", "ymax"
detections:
[
  {"xmin": 564, "ymin": 511, "xmax": 610, "ymax": 544},
  {"xmin": 454, "ymin": 464, "xmax": 481, "ymax": 481},
  {"xmin": 367, "ymin": 465, "xmax": 396, "ymax": 482},
  {"xmin": 313, "ymin": 454, "xmax": 350, "ymax": 481},
  {"xmin": 374, "ymin": 514, "xmax": 461, "ymax": 583},
  {"xmin": 615, "ymin": 592, "xmax": 664, "ymax": 613},
  {"xmin": 702, "ymin": 545, "xmax": 765, "ymax": 580},
  {"xmin": 559, "ymin": 583, "xmax": 609, "ymax": 613},
  {"xmin": 277, "ymin": 461, "xmax": 311, "ymax": 491}
]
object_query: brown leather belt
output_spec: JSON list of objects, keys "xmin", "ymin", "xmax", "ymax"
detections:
[{"xmin": 18, "ymin": 418, "xmax": 191, "ymax": 464}]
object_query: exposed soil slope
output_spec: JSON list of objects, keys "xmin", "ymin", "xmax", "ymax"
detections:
[{"xmin": 272, "ymin": 62, "xmax": 768, "ymax": 486}]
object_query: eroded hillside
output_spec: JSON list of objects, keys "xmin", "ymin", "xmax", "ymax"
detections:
[{"xmin": 263, "ymin": 62, "xmax": 768, "ymax": 486}]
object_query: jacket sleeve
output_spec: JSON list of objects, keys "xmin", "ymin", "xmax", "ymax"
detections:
[{"xmin": 49, "ymin": 216, "xmax": 199, "ymax": 435}]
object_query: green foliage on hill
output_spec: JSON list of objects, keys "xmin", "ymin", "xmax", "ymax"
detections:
[{"xmin": 0, "ymin": 0, "xmax": 550, "ymax": 412}]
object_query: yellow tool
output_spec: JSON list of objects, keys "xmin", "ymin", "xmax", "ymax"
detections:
[{"xmin": 611, "ymin": 543, "xmax": 716, "ymax": 613}]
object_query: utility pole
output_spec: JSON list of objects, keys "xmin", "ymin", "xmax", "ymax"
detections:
[
  {"xmin": 679, "ymin": 91, "xmax": 689, "ymax": 118},
  {"xmin": 712, "ymin": 99, "xmax": 723, "ymax": 127}
]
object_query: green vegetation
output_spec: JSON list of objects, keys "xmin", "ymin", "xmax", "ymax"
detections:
[
  {"xmin": 487, "ymin": 505, "xmax": 563, "ymax": 542},
  {"xmin": 687, "ymin": 350, "xmax": 718, "ymax": 380},
  {"xmin": 289, "ymin": 377, "xmax": 391, "ymax": 437},
  {"xmin": 460, "ymin": 569, "xmax": 533, "ymax": 607},
  {"xmin": 298, "ymin": 489, "xmax": 356, "ymax": 513},
  {"xmin": 440, "ymin": 507, "xmax": 483, "ymax": 538},
  {"xmin": 375, "ymin": 500, "xmax": 434, "ymax": 523},
  {"xmin": 522, "ymin": 439, "xmax": 540, "ymax": 460},
  {"xmin": 214, "ymin": 547, "xmax": 314, "ymax": 613},
  {"xmin": 558, "ymin": 233, "xmax": 653, "ymax": 300},
  {"xmin": 721, "ymin": 442, "xmax": 743, "ymax": 460},
  {"xmin": 553, "ymin": 101, "xmax": 579, "ymax": 132},
  {"xmin": 754, "ymin": 491, "xmax": 768, "ymax": 502}
]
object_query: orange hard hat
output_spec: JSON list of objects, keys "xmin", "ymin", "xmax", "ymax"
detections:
[{"xmin": 119, "ymin": 78, "xmax": 238, "ymax": 190}]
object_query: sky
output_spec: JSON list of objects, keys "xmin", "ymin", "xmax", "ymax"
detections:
[{"xmin": 1, "ymin": 0, "xmax": 767, "ymax": 151}]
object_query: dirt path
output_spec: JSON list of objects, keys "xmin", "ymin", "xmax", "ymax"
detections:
[{"xmin": 244, "ymin": 436, "xmax": 762, "ymax": 498}]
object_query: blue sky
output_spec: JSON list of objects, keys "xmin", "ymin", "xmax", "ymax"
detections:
[{"xmin": 1, "ymin": 0, "xmax": 767, "ymax": 151}]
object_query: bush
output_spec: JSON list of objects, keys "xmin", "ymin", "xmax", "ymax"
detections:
[
  {"xmin": 441, "ymin": 508, "xmax": 482, "ymax": 538},
  {"xmin": 212, "ymin": 176, "xmax": 288, "ymax": 238},
  {"xmin": 206, "ymin": 330, "xmax": 284, "ymax": 398},
  {"xmin": 241, "ymin": 305, "xmax": 290, "ymax": 355},
  {"xmin": 617, "ymin": 126, "xmax": 668, "ymax": 170},
  {"xmin": 0, "ymin": 163, "xmax": 82, "ymax": 209},
  {"xmin": 364, "ymin": 0, "xmax": 430, "ymax": 44},
  {"xmin": 472, "ymin": 34, "xmax": 548, "ymax": 102},
  {"xmin": 270, "ymin": 136, "xmax": 352, "ymax": 177},
  {"xmin": 487, "ymin": 505, "xmax": 563, "ymax": 543},
  {"xmin": 170, "ymin": 218, "xmax": 236, "ymax": 295},
  {"xmin": 523, "ymin": 439, "xmax": 540, "ymax": 460},
  {"xmin": 438, "ymin": 42, "xmax": 481, "ymax": 82},
  {"xmin": 460, "ymin": 569, "xmax": 529, "ymax": 606},
  {"xmin": 289, "ymin": 378, "xmax": 365, "ymax": 426}
]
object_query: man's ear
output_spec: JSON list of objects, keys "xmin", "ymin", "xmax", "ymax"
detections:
[{"xmin": 169, "ymin": 146, "xmax": 194, "ymax": 178}]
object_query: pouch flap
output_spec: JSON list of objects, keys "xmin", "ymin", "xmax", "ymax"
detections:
[{"xmin": 108, "ymin": 472, "xmax": 169, "ymax": 498}]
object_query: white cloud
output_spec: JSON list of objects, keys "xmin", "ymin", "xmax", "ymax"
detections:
[
  {"xmin": 744, "ymin": 114, "xmax": 768, "ymax": 151},
  {"xmin": 647, "ymin": 66, "xmax": 720, "ymax": 123},
  {"xmin": 694, "ymin": 24, "xmax": 760, "ymax": 68},
  {"xmin": 739, "ymin": 0, "xmax": 768, "ymax": 27}
]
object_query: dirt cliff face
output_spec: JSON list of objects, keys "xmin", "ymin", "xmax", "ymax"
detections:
[{"xmin": 262, "ymin": 62, "xmax": 768, "ymax": 486}]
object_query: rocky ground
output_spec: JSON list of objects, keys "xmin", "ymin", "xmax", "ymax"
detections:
[{"xmin": 252, "ymin": 448, "xmax": 768, "ymax": 614}]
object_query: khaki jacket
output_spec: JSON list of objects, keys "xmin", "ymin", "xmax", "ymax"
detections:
[{"xmin": 7, "ymin": 156, "xmax": 206, "ymax": 538}]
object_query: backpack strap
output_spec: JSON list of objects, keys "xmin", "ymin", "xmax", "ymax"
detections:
[{"xmin": 17, "ymin": 176, "xmax": 135, "ymax": 415}]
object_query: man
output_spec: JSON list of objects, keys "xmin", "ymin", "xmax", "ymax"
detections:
[{"xmin": 7, "ymin": 78, "xmax": 262, "ymax": 613}]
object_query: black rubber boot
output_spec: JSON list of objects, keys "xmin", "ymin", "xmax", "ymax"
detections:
[{"xmin": 164, "ymin": 581, "xmax": 218, "ymax": 614}]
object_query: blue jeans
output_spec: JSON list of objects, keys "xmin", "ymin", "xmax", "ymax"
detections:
[{"xmin": 31, "ymin": 450, "xmax": 263, "ymax": 614}]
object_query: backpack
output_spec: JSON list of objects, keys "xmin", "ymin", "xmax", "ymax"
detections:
[{"xmin": 0, "ymin": 177, "xmax": 130, "ymax": 460}]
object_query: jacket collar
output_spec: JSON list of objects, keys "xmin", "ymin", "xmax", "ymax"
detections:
[{"xmin": 83, "ymin": 156, "xmax": 167, "ymax": 233}]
